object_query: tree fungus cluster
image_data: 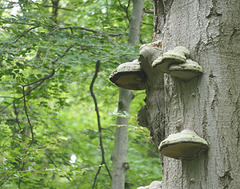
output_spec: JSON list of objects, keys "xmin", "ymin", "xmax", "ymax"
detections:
[{"xmin": 109, "ymin": 45, "xmax": 208, "ymax": 160}]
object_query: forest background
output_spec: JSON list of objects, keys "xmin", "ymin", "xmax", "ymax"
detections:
[{"xmin": 0, "ymin": 0, "xmax": 161, "ymax": 188}]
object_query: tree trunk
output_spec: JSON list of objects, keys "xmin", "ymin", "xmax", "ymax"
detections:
[
  {"xmin": 111, "ymin": 88, "xmax": 134, "ymax": 189},
  {"xmin": 141, "ymin": 0, "xmax": 240, "ymax": 188},
  {"xmin": 128, "ymin": 0, "xmax": 145, "ymax": 45},
  {"xmin": 111, "ymin": 1, "xmax": 145, "ymax": 189}
]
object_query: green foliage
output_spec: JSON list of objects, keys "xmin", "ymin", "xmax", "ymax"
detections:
[{"xmin": 0, "ymin": 0, "xmax": 160, "ymax": 188}]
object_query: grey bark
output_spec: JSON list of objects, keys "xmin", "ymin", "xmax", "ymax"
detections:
[
  {"xmin": 128, "ymin": 0, "xmax": 145, "ymax": 45},
  {"xmin": 139, "ymin": 41, "xmax": 165, "ymax": 147},
  {"xmin": 111, "ymin": 1, "xmax": 145, "ymax": 189},
  {"xmin": 111, "ymin": 88, "xmax": 134, "ymax": 189},
  {"xmin": 140, "ymin": 0, "xmax": 240, "ymax": 188}
]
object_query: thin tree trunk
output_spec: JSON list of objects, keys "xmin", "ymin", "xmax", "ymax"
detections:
[
  {"xmin": 111, "ymin": 88, "xmax": 134, "ymax": 189},
  {"xmin": 111, "ymin": 1, "xmax": 145, "ymax": 189},
  {"xmin": 140, "ymin": 0, "xmax": 240, "ymax": 188},
  {"xmin": 128, "ymin": 0, "xmax": 145, "ymax": 45}
]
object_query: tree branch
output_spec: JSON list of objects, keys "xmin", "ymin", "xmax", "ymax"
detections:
[
  {"xmin": 45, "ymin": 151, "xmax": 57, "ymax": 168},
  {"xmin": 22, "ymin": 85, "xmax": 34, "ymax": 145},
  {"xmin": 1, "ymin": 19, "xmax": 124, "ymax": 37},
  {"xmin": 101, "ymin": 127, "xmax": 115, "ymax": 136},
  {"xmin": 14, "ymin": 26, "xmax": 38, "ymax": 42},
  {"xmin": 0, "ymin": 171, "xmax": 18, "ymax": 187},
  {"xmin": 56, "ymin": 26, "xmax": 124, "ymax": 36},
  {"xmin": 21, "ymin": 44, "xmax": 73, "ymax": 99},
  {"xmin": 89, "ymin": 60, "xmax": 112, "ymax": 189},
  {"xmin": 0, "ymin": 44, "xmax": 73, "ymax": 114},
  {"xmin": 51, "ymin": 0, "xmax": 59, "ymax": 23},
  {"xmin": 144, "ymin": 9, "xmax": 154, "ymax": 14},
  {"xmin": 13, "ymin": 101, "xmax": 21, "ymax": 130},
  {"xmin": 42, "ymin": 5, "xmax": 78, "ymax": 12},
  {"xmin": 118, "ymin": 0, "xmax": 131, "ymax": 21}
]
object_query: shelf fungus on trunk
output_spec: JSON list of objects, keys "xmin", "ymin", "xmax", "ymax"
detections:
[
  {"xmin": 158, "ymin": 130, "xmax": 209, "ymax": 160},
  {"xmin": 169, "ymin": 59, "xmax": 203, "ymax": 82},
  {"xmin": 152, "ymin": 46, "xmax": 190, "ymax": 73},
  {"xmin": 109, "ymin": 60, "xmax": 146, "ymax": 90}
]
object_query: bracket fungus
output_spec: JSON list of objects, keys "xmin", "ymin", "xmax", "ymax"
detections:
[
  {"xmin": 158, "ymin": 130, "xmax": 209, "ymax": 160},
  {"xmin": 109, "ymin": 60, "xmax": 146, "ymax": 90},
  {"xmin": 169, "ymin": 59, "xmax": 203, "ymax": 82},
  {"xmin": 152, "ymin": 46, "xmax": 190, "ymax": 73}
]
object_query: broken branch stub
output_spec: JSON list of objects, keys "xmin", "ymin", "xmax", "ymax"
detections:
[{"xmin": 137, "ymin": 105, "xmax": 148, "ymax": 127}]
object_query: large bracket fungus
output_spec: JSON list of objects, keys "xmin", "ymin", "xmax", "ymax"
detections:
[
  {"xmin": 109, "ymin": 59, "xmax": 146, "ymax": 90},
  {"xmin": 152, "ymin": 46, "xmax": 203, "ymax": 82},
  {"xmin": 152, "ymin": 46, "xmax": 190, "ymax": 73},
  {"xmin": 158, "ymin": 130, "xmax": 209, "ymax": 160},
  {"xmin": 169, "ymin": 59, "xmax": 203, "ymax": 82}
]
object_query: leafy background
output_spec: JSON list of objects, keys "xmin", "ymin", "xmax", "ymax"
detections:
[{"xmin": 0, "ymin": 0, "xmax": 161, "ymax": 188}]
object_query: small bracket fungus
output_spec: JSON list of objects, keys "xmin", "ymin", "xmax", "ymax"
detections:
[
  {"xmin": 158, "ymin": 129, "xmax": 209, "ymax": 160},
  {"xmin": 109, "ymin": 60, "xmax": 146, "ymax": 90},
  {"xmin": 152, "ymin": 46, "xmax": 190, "ymax": 73},
  {"xmin": 169, "ymin": 59, "xmax": 203, "ymax": 82}
]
